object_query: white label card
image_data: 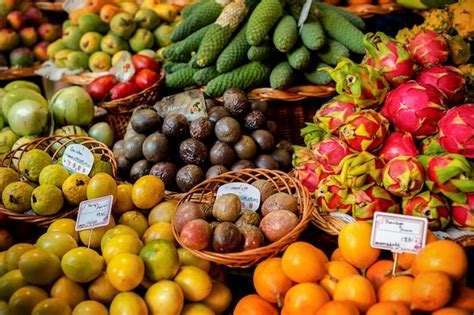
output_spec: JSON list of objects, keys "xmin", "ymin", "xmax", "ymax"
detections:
[
  {"xmin": 61, "ymin": 144, "xmax": 94, "ymax": 176},
  {"xmin": 371, "ymin": 212, "xmax": 428, "ymax": 254},
  {"xmin": 216, "ymin": 183, "xmax": 261, "ymax": 212},
  {"xmin": 75, "ymin": 195, "xmax": 113, "ymax": 231}
]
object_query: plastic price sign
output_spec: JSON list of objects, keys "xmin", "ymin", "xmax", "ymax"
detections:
[
  {"xmin": 75, "ymin": 195, "xmax": 113, "ymax": 232},
  {"xmin": 61, "ymin": 144, "xmax": 94, "ymax": 176}
]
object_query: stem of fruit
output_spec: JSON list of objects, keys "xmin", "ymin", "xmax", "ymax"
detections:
[
  {"xmin": 277, "ymin": 294, "xmax": 283, "ymax": 308},
  {"xmin": 392, "ymin": 252, "xmax": 399, "ymax": 277}
]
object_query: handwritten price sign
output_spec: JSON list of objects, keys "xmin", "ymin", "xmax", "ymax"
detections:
[
  {"xmin": 216, "ymin": 183, "xmax": 261, "ymax": 212},
  {"xmin": 75, "ymin": 195, "xmax": 113, "ymax": 231},
  {"xmin": 371, "ymin": 212, "xmax": 428, "ymax": 254},
  {"xmin": 61, "ymin": 144, "xmax": 94, "ymax": 176}
]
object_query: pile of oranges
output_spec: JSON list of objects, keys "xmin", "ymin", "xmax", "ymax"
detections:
[{"xmin": 234, "ymin": 221, "xmax": 474, "ymax": 315}]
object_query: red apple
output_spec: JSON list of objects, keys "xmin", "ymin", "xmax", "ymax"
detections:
[
  {"xmin": 87, "ymin": 74, "xmax": 118, "ymax": 102},
  {"xmin": 110, "ymin": 81, "xmax": 140, "ymax": 100},
  {"xmin": 33, "ymin": 41, "xmax": 49, "ymax": 61},
  {"xmin": 23, "ymin": 7, "xmax": 43, "ymax": 27},
  {"xmin": 6, "ymin": 11, "xmax": 23, "ymax": 30}
]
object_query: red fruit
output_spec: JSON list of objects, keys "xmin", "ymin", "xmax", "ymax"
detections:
[
  {"xmin": 353, "ymin": 186, "xmax": 400, "ymax": 222},
  {"xmin": 381, "ymin": 81, "xmax": 447, "ymax": 138},
  {"xmin": 132, "ymin": 54, "xmax": 159, "ymax": 73},
  {"xmin": 416, "ymin": 66, "xmax": 466, "ymax": 105},
  {"xmin": 438, "ymin": 104, "xmax": 474, "ymax": 158},
  {"xmin": 135, "ymin": 69, "xmax": 160, "ymax": 90},
  {"xmin": 292, "ymin": 147, "xmax": 328, "ymax": 193},
  {"xmin": 179, "ymin": 219, "xmax": 211, "ymax": 250},
  {"xmin": 316, "ymin": 175, "xmax": 353, "ymax": 214},
  {"xmin": 402, "ymin": 191, "xmax": 451, "ymax": 231},
  {"xmin": 23, "ymin": 7, "xmax": 43, "ymax": 27},
  {"xmin": 451, "ymin": 193, "xmax": 474, "ymax": 229},
  {"xmin": 110, "ymin": 81, "xmax": 140, "ymax": 100},
  {"xmin": 6, "ymin": 11, "xmax": 23, "ymax": 30},
  {"xmin": 408, "ymin": 30, "xmax": 448, "ymax": 68},
  {"xmin": 382, "ymin": 156, "xmax": 425, "ymax": 198},
  {"xmin": 313, "ymin": 99, "xmax": 357, "ymax": 135},
  {"xmin": 33, "ymin": 41, "xmax": 49, "ymax": 61},
  {"xmin": 312, "ymin": 136, "xmax": 351, "ymax": 174},
  {"xmin": 379, "ymin": 131, "xmax": 419, "ymax": 162},
  {"xmin": 87, "ymin": 74, "xmax": 118, "ymax": 102}
]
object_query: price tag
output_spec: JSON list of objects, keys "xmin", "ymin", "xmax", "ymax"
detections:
[
  {"xmin": 371, "ymin": 212, "xmax": 428, "ymax": 254},
  {"xmin": 61, "ymin": 144, "xmax": 94, "ymax": 175},
  {"xmin": 114, "ymin": 53, "xmax": 135, "ymax": 83},
  {"xmin": 75, "ymin": 195, "xmax": 113, "ymax": 231},
  {"xmin": 216, "ymin": 183, "xmax": 261, "ymax": 212},
  {"xmin": 155, "ymin": 89, "xmax": 208, "ymax": 121}
]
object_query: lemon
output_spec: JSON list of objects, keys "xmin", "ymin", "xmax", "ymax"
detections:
[
  {"xmin": 110, "ymin": 292, "xmax": 148, "ymax": 315},
  {"xmin": 177, "ymin": 248, "xmax": 211, "ymax": 272},
  {"xmin": 131, "ymin": 175, "xmax": 164, "ymax": 209},
  {"xmin": 36, "ymin": 231, "xmax": 78, "ymax": 259},
  {"xmin": 48, "ymin": 218, "xmax": 79, "ymax": 242},
  {"xmin": 18, "ymin": 248, "xmax": 62, "ymax": 285},
  {"xmin": 0, "ymin": 269, "xmax": 27, "ymax": 301},
  {"xmin": 32, "ymin": 297, "xmax": 72, "ymax": 315},
  {"xmin": 73, "ymin": 300, "xmax": 108, "ymax": 315},
  {"xmin": 174, "ymin": 265, "xmax": 213, "ymax": 302},
  {"xmin": 119, "ymin": 210, "xmax": 148, "ymax": 238},
  {"xmin": 5, "ymin": 243, "xmax": 35, "ymax": 271},
  {"xmin": 103, "ymin": 234, "xmax": 143, "ymax": 264},
  {"xmin": 61, "ymin": 247, "xmax": 104, "ymax": 283},
  {"xmin": 100, "ymin": 224, "xmax": 139, "ymax": 252},
  {"xmin": 86, "ymin": 172, "xmax": 117, "ymax": 202},
  {"xmin": 113, "ymin": 183, "xmax": 134, "ymax": 214},
  {"xmin": 145, "ymin": 280, "xmax": 184, "ymax": 315},
  {"xmin": 8, "ymin": 285, "xmax": 48, "ymax": 315}
]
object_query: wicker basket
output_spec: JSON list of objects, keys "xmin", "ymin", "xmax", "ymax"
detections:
[
  {"xmin": 0, "ymin": 65, "xmax": 41, "ymax": 81},
  {"xmin": 342, "ymin": 2, "xmax": 402, "ymax": 18},
  {"xmin": 0, "ymin": 135, "xmax": 117, "ymax": 227},
  {"xmin": 247, "ymin": 85, "xmax": 336, "ymax": 102},
  {"xmin": 34, "ymin": 1, "xmax": 64, "ymax": 11},
  {"xmin": 172, "ymin": 169, "xmax": 313, "ymax": 268}
]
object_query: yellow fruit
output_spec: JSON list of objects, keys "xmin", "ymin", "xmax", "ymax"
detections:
[
  {"xmin": 0, "ymin": 252, "xmax": 7, "ymax": 277},
  {"xmin": 61, "ymin": 247, "xmax": 104, "ymax": 283},
  {"xmin": 19, "ymin": 149, "xmax": 52, "ymax": 181},
  {"xmin": 118, "ymin": 210, "xmax": 148, "ymax": 238},
  {"xmin": 131, "ymin": 175, "xmax": 165, "ymax": 209},
  {"xmin": 50, "ymin": 276, "xmax": 86, "ymax": 308},
  {"xmin": 152, "ymin": 3, "xmax": 179, "ymax": 22},
  {"xmin": 62, "ymin": 174, "xmax": 90, "ymax": 206},
  {"xmin": 118, "ymin": 1, "xmax": 139, "ymax": 15},
  {"xmin": 148, "ymin": 200, "xmax": 177, "ymax": 225},
  {"xmin": 142, "ymin": 222, "xmax": 175, "ymax": 244},
  {"xmin": 107, "ymin": 253, "xmax": 144, "ymax": 292},
  {"xmin": 113, "ymin": 184, "xmax": 134, "ymax": 214},
  {"xmin": 31, "ymin": 297, "xmax": 72, "ymax": 315},
  {"xmin": 103, "ymin": 234, "xmax": 143, "ymax": 264},
  {"xmin": 101, "ymin": 224, "xmax": 139, "ymax": 252},
  {"xmin": 5, "ymin": 243, "xmax": 35, "ymax": 271},
  {"xmin": 88, "ymin": 272, "xmax": 120, "ymax": 305},
  {"xmin": 8, "ymin": 285, "xmax": 48, "ymax": 315},
  {"xmin": 202, "ymin": 281, "xmax": 232, "ymax": 313},
  {"xmin": 0, "ymin": 269, "xmax": 27, "ymax": 301},
  {"xmin": 100, "ymin": 4, "xmax": 120, "ymax": 23},
  {"xmin": 48, "ymin": 219, "xmax": 79, "ymax": 242},
  {"xmin": 182, "ymin": 303, "xmax": 216, "ymax": 315},
  {"xmin": 145, "ymin": 280, "xmax": 184, "ymax": 315},
  {"xmin": 87, "ymin": 172, "xmax": 118, "ymax": 203},
  {"xmin": 73, "ymin": 300, "xmax": 108, "ymax": 315},
  {"xmin": 79, "ymin": 216, "xmax": 115, "ymax": 249},
  {"xmin": 18, "ymin": 248, "xmax": 62, "ymax": 285},
  {"xmin": 333, "ymin": 275, "xmax": 377, "ymax": 313},
  {"xmin": 110, "ymin": 291, "xmax": 148, "ymax": 315},
  {"xmin": 0, "ymin": 300, "xmax": 7, "ymax": 315},
  {"xmin": 36, "ymin": 231, "xmax": 78, "ymax": 258},
  {"xmin": 319, "ymin": 261, "xmax": 360, "ymax": 298},
  {"xmin": 177, "ymin": 248, "xmax": 211, "ymax": 272},
  {"xmin": 174, "ymin": 265, "xmax": 213, "ymax": 302}
]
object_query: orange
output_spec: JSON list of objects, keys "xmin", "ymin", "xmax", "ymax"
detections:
[
  {"xmin": 253, "ymin": 257, "xmax": 294, "ymax": 305},
  {"xmin": 100, "ymin": 4, "xmax": 120, "ymax": 23},
  {"xmin": 338, "ymin": 222, "xmax": 380, "ymax": 272},
  {"xmin": 50, "ymin": 276, "xmax": 86, "ymax": 308},
  {"xmin": 377, "ymin": 276, "xmax": 413, "ymax": 305},
  {"xmin": 366, "ymin": 302, "xmax": 411, "ymax": 315},
  {"xmin": 234, "ymin": 294, "xmax": 278, "ymax": 315},
  {"xmin": 131, "ymin": 175, "xmax": 165, "ymax": 209},
  {"xmin": 411, "ymin": 271, "xmax": 453, "ymax": 312},
  {"xmin": 281, "ymin": 242, "xmax": 328, "ymax": 283},
  {"xmin": 451, "ymin": 286, "xmax": 474, "ymax": 312},
  {"xmin": 333, "ymin": 275, "xmax": 376, "ymax": 313},
  {"xmin": 319, "ymin": 261, "xmax": 359, "ymax": 298},
  {"xmin": 107, "ymin": 253, "xmax": 144, "ymax": 292},
  {"xmin": 283, "ymin": 283, "xmax": 329, "ymax": 314},
  {"xmin": 432, "ymin": 307, "xmax": 471, "ymax": 315},
  {"xmin": 316, "ymin": 301, "xmax": 360, "ymax": 315},
  {"xmin": 366, "ymin": 260, "xmax": 401, "ymax": 291},
  {"xmin": 411, "ymin": 240, "xmax": 468, "ymax": 281},
  {"xmin": 331, "ymin": 248, "xmax": 345, "ymax": 262},
  {"xmin": 395, "ymin": 230, "xmax": 437, "ymax": 270},
  {"xmin": 113, "ymin": 184, "xmax": 134, "ymax": 214}
]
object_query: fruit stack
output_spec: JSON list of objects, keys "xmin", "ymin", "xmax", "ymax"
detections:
[
  {"xmin": 234, "ymin": 221, "xmax": 474, "ymax": 314},
  {"xmin": 293, "ymin": 28, "xmax": 473, "ymax": 231},
  {"xmin": 163, "ymin": 0, "xmax": 367, "ymax": 96},
  {"xmin": 114, "ymin": 88, "xmax": 294, "ymax": 192},
  {"xmin": 0, "ymin": 5, "xmax": 61, "ymax": 68}
]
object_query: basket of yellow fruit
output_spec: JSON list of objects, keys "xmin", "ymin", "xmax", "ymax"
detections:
[{"xmin": 0, "ymin": 135, "xmax": 117, "ymax": 227}]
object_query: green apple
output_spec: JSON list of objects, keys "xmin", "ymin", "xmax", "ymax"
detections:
[
  {"xmin": 62, "ymin": 26, "xmax": 83, "ymax": 50},
  {"xmin": 134, "ymin": 8, "xmax": 160, "ymax": 30},
  {"xmin": 129, "ymin": 28, "xmax": 154, "ymax": 52}
]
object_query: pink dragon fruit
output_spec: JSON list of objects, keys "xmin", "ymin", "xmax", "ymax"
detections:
[
  {"xmin": 382, "ymin": 156, "xmax": 425, "ymax": 198},
  {"xmin": 339, "ymin": 109, "xmax": 390, "ymax": 152},
  {"xmin": 381, "ymin": 81, "xmax": 447, "ymax": 138},
  {"xmin": 300, "ymin": 123, "xmax": 328, "ymax": 149},
  {"xmin": 451, "ymin": 193, "xmax": 474, "ymax": 229},
  {"xmin": 338, "ymin": 151, "xmax": 385, "ymax": 189},
  {"xmin": 422, "ymin": 135, "xmax": 446, "ymax": 156},
  {"xmin": 379, "ymin": 131, "xmax": 419, "ymax": 162},
  {"xmin": 353, "ymin": 186, "xmax": 400, "ymax": 222},
  {"xmin": 420, "ymin": 153, "xmax": 474, "ymax": 204},
  {"xmin": 363, "ymin": 32, "xmax": 417, "ymax": 87},
  {"xmin": 312, "ymin": 136, "xmax": 351, "ymax": 174},
  {"xmin": 325, "ymin": 58, "xmax": 390, "ymax": 109},
  {"xmin": 316, "ymin": 175, "xmax": 354, "ymax": 214},
  {"xmin": 416, "ymin": 66, "xmax": 466, "ymax": 105},
  {"xmin": 292, "ymin": 146, "xmax": 328, "ymax": 193},
  {"xmin": 408, "ymin": 29, "xmax": 449, "ymax": 68},
  {"xmin": 438, "ymin": 104, "xmax": 474, "ymax": 158},
  {"xmin": 402, "ymin": 191, "xmax": 451, "ymax": 230},
  {"xmin": 313, "ymin": 99, "xmax": 357, "ymax": 135}
]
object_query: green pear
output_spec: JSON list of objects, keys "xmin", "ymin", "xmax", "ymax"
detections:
[
  {"xmin": 62, "ymin": 19, "xmax": 72, "ymax": 30},
  {"xmin": 134, "ymin": 8, "xmax": 160, "ymax": 30},
  {"xmin": 66, "ymin": 51, "xmax": 89, "ymax": 70},
  {"xmin": 79, "ymin": 32, "xmax": 103, "ymax": 54},
  {"xmin": 53, "ymin": 49, "xmax": 73, "ymax": 68},
  {"xmin": 89, "ymin": 51, "xmax": 112, "ymax": 72},
  {"xmin": 62, "ymin": 26, "xmax": 83, "ymax": 50},
  {"xmin": 110, "ymin": 12, "xmax": 136, "ymax": 39},
  {"xmin": 153, "ymin": 24, "xmax": 173, "ymax": 48},
  {"xmin": 46, "ymin": 39, "xmax": 66, "ymax": 59},
  {"xmin": 78, "ymin": 13, "xmax": 109, "ymax": 34},
  {"xmin": 100, "ymin": 33, "xmax": 129, "ymax": 55},
  {"xmin": 129, "ymin": 28, "xmax": 154, "ymax": 52}
]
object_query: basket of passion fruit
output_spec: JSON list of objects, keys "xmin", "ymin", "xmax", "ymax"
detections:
[
  {"xmin": 0, "ymin": 135, "xmax": 117, "ymax": 227},
  {"xmin": 171, "ymin": 168, "xmax": 313, "ymax": 268}
]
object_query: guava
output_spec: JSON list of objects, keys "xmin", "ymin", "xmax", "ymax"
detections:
[
  {"xmin": 19, "ymin": 149, "xmax": 53, "ymax": 181},
  {"xmin": 50, "ymin": 86, "xmax": 94, "ymax": 127},
  {"xmin": 2, "ymin": 182, "xmax": 34, "ymax": 213},
  {"xmin": 89, "ymin": 154, "xmax": 113, "ymax": 178},
  {"xmin": 0, "ymin": 167, "xmax": 20, "ymax": 196},
  {"xmin": 11, "ymin": 135, "xmax": 39, "ymax": 169},
  {"xmin": 31, "ymin": 184, "xmax": 64, "ymax": 215},
  {"xmin": 62, "ymin": 173, "xmax": 90, "ymax": 206},
  {"xmin": 39, "ymin": 165, "xmax": 70, "ymax": 188},
  {"xmin": 0, "ymin": 127, "xmax": 19, "ymax": 149},
  {"xmin": 8, "ymin": 99, "xmax": 49, "ymax": 136}
]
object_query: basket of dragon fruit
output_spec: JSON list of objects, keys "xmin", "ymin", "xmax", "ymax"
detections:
[{"xmin": 292, "ymin": 13, "xmax": 474, "ymax": 247}]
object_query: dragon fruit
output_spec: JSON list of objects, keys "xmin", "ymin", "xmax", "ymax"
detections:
[
  {"xmin": 316, "ymin": 175, "xmax": 354, "ymax": 214},
  {"xmin": 353, "ymin": 186, "xmax": 400, "ymax": 222},
  {"xmin": 313, "ymin": 99, "xmax": 357, "ymax": 135},
  {"xmin": 312, "ymin": 137, "xmax": 351, "ymax": 174},
  {"xmin": 381, "ymin": 81, "xmax": 447, "ymax": 138},
  {"xmin": 292, "ymin": 146, "xmax": 328, "ymax": 193},
  {"xmin": 420, "ymin": 154, "xmax": 474, "ymax": 203},
  {"xmin": 300, "ymin": 122, "xmax": 328, "ymax": 149},
  {"xmin": 422, "ymin": 135, "xmax": 446, "ymax": 156},
  {"xmin": 339, "ymin": 110, "xmax": 390, "ymax": 152},
  {"xmin": 379, "ymin": 131, "xmax": 419, "ymax": 162},
  {"xmin": 451, "ymin": 193, "xmax": 474, "ymax": 229},
  {"xmin": 438, "ymin": 104, "xmax": 474, "ymax": 158},
  {"xmin": 416, "ymin": 66, "xmax": 466, "ymax": 105},
  {"xmin": 363, "ymin": 32, "xmax": 417, "ymax": 87},
  {"xmin": 402, "ymin": 191, "xmax": 451, "ymax": 230},
  {"xmin": 408, "ymin": 30, "xmax": 449, "ymax": 68},
  {"xmin": 382, "ymin": 156, "xmax": 425, "ymax": 198},
  {"xmin": 338, "ymin": 151, "xmax": 385, "ymax": 189},
  {"xmin": 325, "ymin": 58, "xmax": 389, "ymax": 109}
]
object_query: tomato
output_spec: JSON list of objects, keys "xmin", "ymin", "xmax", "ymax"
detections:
[
  {"xmin": 87, "ymin": 75, "xmax": 117, "ymax": 102},
  {"xmin": 135, "ymin": 69, "xmax": 160, "ymax": 90},
  {"xmin": 110, "ymin": 82, "xmax": 140, "ymax": 100},
  {"xmin": 132, "ymin": 54, "xmax": 159, "ymax": 73}
]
